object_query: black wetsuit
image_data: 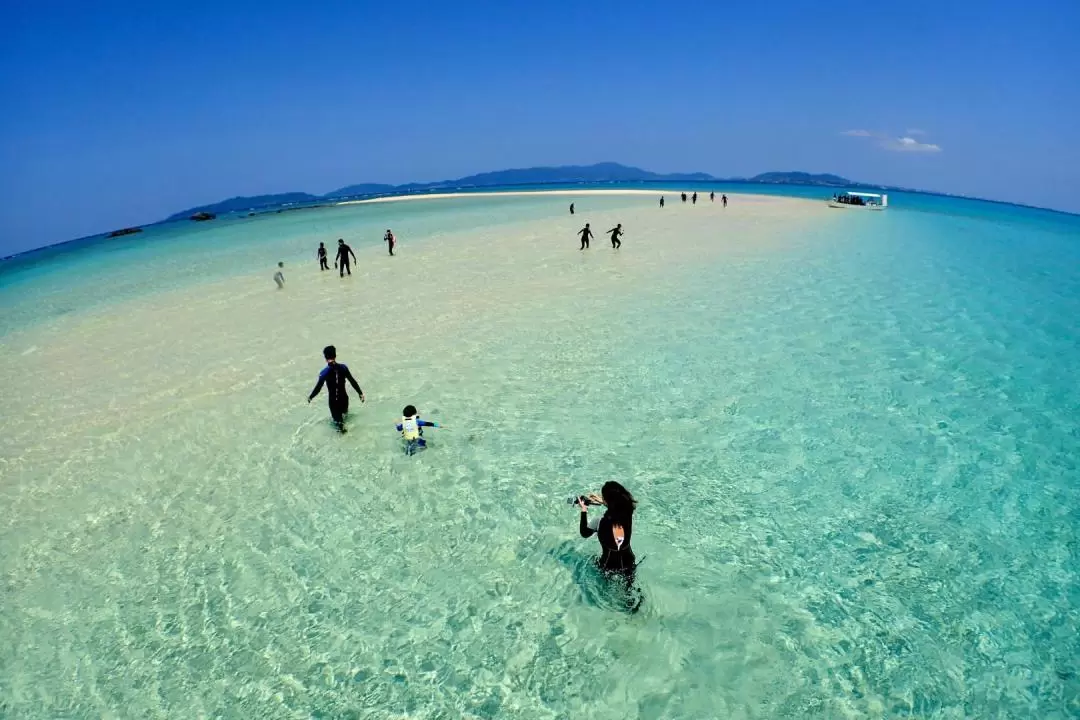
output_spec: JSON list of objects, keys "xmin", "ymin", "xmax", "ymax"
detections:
[
  {"xmin": 308, "ymin": 362, "xmax": 363, "ymax": 427},
  {"xmin": 580, "ymin": 511, "xmax": 636, "ymax": 574},
  {"xmin": 580, "ymin": 509, "xmax": 642, "ymax": 612},
  {"xmin": 578, "ymin": 226, "xmax": 593, "ymax": 250},
  {"xmin": 318, "ymin": 246, "xmax": 329, "ymax": 270},
  {"xmin": 336, "ymin": 244, "xmax": 356, "ymax": 276},
  {"xmin": 607, "ymin": 227, "xmax": 622, "ymax": 249}
]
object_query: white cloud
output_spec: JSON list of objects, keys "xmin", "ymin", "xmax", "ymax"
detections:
[
  {"xmin": 841, "ymin": 128, "xmax": 942, "ymax": 153},
  {"xmin": 885, "ymin": 136, "xmax": 942, "ymax": 153}
]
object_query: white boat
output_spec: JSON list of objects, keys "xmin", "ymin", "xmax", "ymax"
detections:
[{"xmin": 828, "ymin": 191, "xmax": 888, "ymax": 210}]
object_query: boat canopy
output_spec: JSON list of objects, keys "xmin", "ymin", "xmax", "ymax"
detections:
[{"xmin": 830, "ymin": 190, "xmax": 889, "ymax": 208}]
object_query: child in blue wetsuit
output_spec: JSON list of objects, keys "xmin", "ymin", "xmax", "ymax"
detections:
[{"xmin": 396, "ymin": 405, "xmax": 441, "ymax": 455}]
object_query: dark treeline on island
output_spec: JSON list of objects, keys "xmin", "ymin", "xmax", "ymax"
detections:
[
  {"xmin": 166, "ymin": 192, "xmax": 321, "ymax": 221},
  {"xmin": 749, "ymin": 171, "xmax": 852, "ymax": 186},
  {"xmin": 165, "ymin": 163, "xmax": 860, "ymax": 221}
]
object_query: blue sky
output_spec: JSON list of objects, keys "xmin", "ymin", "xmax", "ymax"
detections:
[{"xmin": 1, "ymin": 0, "xmax": 1077, "ymax": 254}]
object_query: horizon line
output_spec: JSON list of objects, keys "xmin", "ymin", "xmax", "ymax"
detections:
[{"xmin": 3, "ymin": 177, "xmax": 1077, "ymax": 264}]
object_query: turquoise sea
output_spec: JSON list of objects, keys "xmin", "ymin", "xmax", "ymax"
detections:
[{"xmin": 1, "ymin": 187, "xmax": 1078, "ymax": 718}]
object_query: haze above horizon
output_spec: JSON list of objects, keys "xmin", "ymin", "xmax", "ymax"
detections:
[{"xmin": 1, "ymin": 0, "xmax": 1077, "ymax": 255}]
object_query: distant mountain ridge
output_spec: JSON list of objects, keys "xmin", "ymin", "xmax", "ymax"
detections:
[
  {"xmin": 165, "ymin": 164, "xmax": 856, "ymax": 220},
  {"xmin": 324, "ymin": 163, "xmax": 721, "ymax": 200},
  {"xmin": 166, "ymin": 192, "xmax": 320, "ymax": 221},
  {"xmin": 749, "ymin": 171, "xmax": 852, "ymax": 186}
]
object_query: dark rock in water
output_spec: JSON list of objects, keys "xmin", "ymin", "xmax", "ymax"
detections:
[
  {"xmin": 190, "ymin": 212, "xmax": 216, "ymax": 221},
  {"xmin": 107, "ymin": 227, "xmax": 142, "ymax": 238}
]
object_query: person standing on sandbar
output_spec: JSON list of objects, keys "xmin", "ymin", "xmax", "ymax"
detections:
[
  {"xmin": 335, "ymin": 238, "xmax": 356, "ymax": 277},
  {"xmin": 578, "ymin": 223, "xmax": 594, "ymax": 250},
  {"xmin": 607, "ymin": 224, "xmax": 623, "ymax": 249},
  {"xmin": 384, "ymin": 229, "xmax": 396, "ymax": 257},
  {"xmin": 317, "ymin": 242, "xmax": 329, "ymax": 271}
]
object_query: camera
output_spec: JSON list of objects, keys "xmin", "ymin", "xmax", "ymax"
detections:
[{"xmin": 566, "ymin": 495, "xmax": 601, "ymax": 507}]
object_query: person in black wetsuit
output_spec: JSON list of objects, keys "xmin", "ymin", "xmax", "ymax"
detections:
[
  {"xmin": 578, "ymin": 480, "xmax": 641, "ymax": 611},
  {"xmin": 681, "ymin": 192, "xmax": 687, "ymax": 203},
  {"xmin": 317, "ymin": 242, "xmax": 329, "ymax": 271},
  {"xmin": 606, "ymin": 223, "xmax": 623, "ymax": 249},
  {"xmin": 335, "ymin": 239, "xmax": 357, "ymax": 277},
  {"xmin": 710, "ymin": 191, "xmax": 715, "ymax": 202},
  {"xmin": 570, "ymin": 202, "xmax": 575, "ymax": 215},
  {"xmin": 384, "ymin": 229, "xmax": 395, "ymax": 256},
  {"xmin": 722, "ymin": 194, "xmax": 728, "ymax": 208},
  {"xmin": 659, "ymin": 196, "xmax": 665, "ymax": 208},
  {"xmin": 308, "ymin": 345, "xmax": 365, "ymax": 433},
  {"xmin": 577, "ymin": 223, "xmax": 594, "ymax": 250},
  {"xmin": 692, "ymin": 192, "xmax": 698, "ymax": 205}
]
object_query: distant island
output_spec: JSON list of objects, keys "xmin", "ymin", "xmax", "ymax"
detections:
[
  {"xmin": 166, "ymin": 192, "xmax": 321, "ymax": 221},
  {"xmin": 165, "ymin": 163, "xmax": 858, "ymax": 221},
  {"xmin": 748, "ymin": 171, "xmax": 853, "ymax": 186}
]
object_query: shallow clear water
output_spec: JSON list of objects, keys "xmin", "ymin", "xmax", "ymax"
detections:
[{"xmin": 1, "ymin": 192, "xmax": 1078, "ymax": 718}]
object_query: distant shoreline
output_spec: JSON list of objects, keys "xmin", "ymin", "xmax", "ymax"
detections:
[
  {"xmin": 337, "ymin": 188, "xmax": 660, "ymax": 205},
  {"xmin": 4, "ymin": 180, "xmax": 1077, "ymax": 264},
  {"xmin": 335, "ymin": 188, "xmax": 815, "ymax": 206}
]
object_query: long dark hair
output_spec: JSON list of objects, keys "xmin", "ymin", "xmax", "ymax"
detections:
[{"xmin": 601, "ymin": 481, "xmax": 637, "ymax": 521}]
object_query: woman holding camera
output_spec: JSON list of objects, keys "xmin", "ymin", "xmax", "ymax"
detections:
[{"xmin": 578, "ymin": 481, "xmax": 639, "ymax": 601}]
